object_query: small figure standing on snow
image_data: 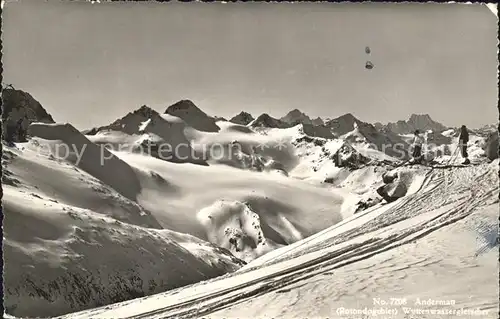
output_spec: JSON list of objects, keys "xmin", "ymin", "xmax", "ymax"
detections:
[
  {"xmin": 458, "ymin": 125, "xmax": 470, "ymax": 165},
  {"xmin": 412, "ymin": 130, "xmax": 424, "ymax": 164}
]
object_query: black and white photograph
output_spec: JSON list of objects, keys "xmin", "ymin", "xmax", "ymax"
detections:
[{"xmin": 1, "ymin": 1, "xmax": 499, "ymax": 318}]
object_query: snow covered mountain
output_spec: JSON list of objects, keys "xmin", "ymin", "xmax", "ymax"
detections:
[
  {"xmin": 380, "ymin": 114, "xmax": 449, "ymax": 135},
  {"xmin": 3, "ymin": 92, "xmax": 498, "ymax": 318},
  {"xmin": 81, "ymin": 105, "xmax": 205, "ymax": 165},
  {"xmin": 325, "ymin": 113, "xmax": 409, "ymax": 159}
]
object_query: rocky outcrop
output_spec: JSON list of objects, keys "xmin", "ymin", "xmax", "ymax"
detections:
[
  {"xmin": 90, "ymin": 105, "xmax": 205, "ymax": 165},
  {"xmin": 249, "ymin": 113, "xmax": 291, "ymax": 129},
  {"xmin": 2, "ymin": 88, "xmax": 55, "ymax": 143},
  {"xmin": 311, "ymin": 117, "xmax": 324, "ymax": 126},
  {"xmin": 331, "ymin": 142, "xmax": 372, "ymax": 169},
  {"xmin": 382, "ymin": 114, "xmax": 448, "ymax": 135},
  {"xmin": 324, "ymin": 113, "xmax": 361, "ymax": 136},
  {"xmin": 280, "ymin": 109, "xmax": 313, "ymax": 126},
  {"xmin": 165, "ymin": 100, "xmax": 220, "ymax": 132},
  {"xmin": 229, "ymin": 111, "xmax": 254, "ymax": 125},
  {"xmin": 326, "ymin": 113, "xmax": 408, "ymax": 159},
  {"xmin": 484, "ymin": 131, "xmax": 499, "ymax": 161},
  {"xmin": 301, "ymin": 123, "xmax": 335, "ymax": 139},
  {"xmin": 96, "ymin": 105, "xmax": 160, "ymax": 135}
]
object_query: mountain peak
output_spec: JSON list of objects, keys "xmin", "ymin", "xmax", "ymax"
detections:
[
  {"xmin": 288, "ymin": 108, "xmax": 304, "ymax": 115},
  {"xmin": 229, "ymin": 111, "xmax": 254, "ymax": 125},
  {"xmin": 250, "ymin": 113, "xmax": 290, "ymax": 128},
  {"xmin": 165, "ymin": 99, "xmax": 200, "ymax": 113},
  {"xmin": 311, "ymin": 117, "xmax": 324, "ymax": 126},
  {"xmin": 281, "ymin": 109, "xmax": 312, "ymax": 125},
  {"xmin": 165, "ymin": 99, "xmax": 220, "ymax": 132},
  {"xmin": 409, "ymin": 113, "xmax": 432, "ymax": 121},
  {"xmin": 133, "ymin": 105, "xmax": 158, "ymax": 118},
  {"xmin": 328, "ymin": 113, "xmax": 359, "ymax": 125},
  {"xmin": 383, "ymin": 113, "xmax": 447, "ymax": 135}
]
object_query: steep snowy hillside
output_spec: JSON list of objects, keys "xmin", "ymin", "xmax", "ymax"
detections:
[
  {"xmin": 2, "ymin": 142, "xmax": 245, "ymax": 318},
  {"xmin": 57, "ymin": 160, "xmax": 499, "ymax": 319}
]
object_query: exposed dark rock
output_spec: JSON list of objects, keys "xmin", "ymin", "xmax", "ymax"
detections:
[
  {"xmin": 165, "ymin": 99, "xmax": 220, "ymax": 132},
  {"xmin": 2, "ymin": 88, "xmax": 55, "ymax": 143},
  {"xmin": 381, "ymin": 114, "xmax": 448, "ymax": 135},
  {"xmin": 249, "ymin": 113, "xmax": 291, "ymax": 129},
  {"xmin": 229, "ymin": 111, "xmax": 254, "ymax": 125}
]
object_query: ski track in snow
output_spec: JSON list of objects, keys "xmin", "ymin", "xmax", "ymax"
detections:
[{"xmin": 59, "ymin": 162, "xmax": 499, "ymax": 319}]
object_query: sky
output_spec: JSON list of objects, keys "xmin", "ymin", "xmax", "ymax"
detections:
[{"xmin": 2, "ymin": 1, "xmax": 498, "ymax": 130}]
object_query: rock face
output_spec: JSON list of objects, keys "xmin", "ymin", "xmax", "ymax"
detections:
[
  {"xmin": 311, "ymin": 117, "xmax": 324, "ymax": 126},
  {"xmin": 376, "ymin": 169, "xmax": 414, "ymax": 202},
  {"xmin": 374, "ymin": 122, "xmax": 384, "ymax": 130},
  {"xmin": 301, "ymin": 123, "xmax": 335, "ymax": 139},
  {"xmin": 425, "ymin": 130, "xmax": 452, "ymax": 146},
  {"xmin": 280, "ymin": 109, "xmax": 313, "ymax": 126},
  {"xmin": 484, "ymin": 131, "xmax": 499, "ymax": 161},
  {"xmin": 165, "ymin": 100, "xmax": 220, "ymax": 132},
  {"xmin": 81, "ymin": 128, "xmax": 99, "ymax": 135},
  {"xmin": 229, "ymin": 112, "xmax": 254, "ymax": 125},
  {"xmin": 331, "ymin": 142, "xmax": 372, "ymax": 169},
  {"xmin": 383, "ymin": 114, "xmax": 448, "ymax": 135},
  {"xmin": 249, "ymin": 113, "xmax": 291, "ymax": 129},
  {"xmin": 100, "ymin": 105, "xmax": 159, "ymax": 134},
  {"xmin": 84, "ymin": 105, "xmax": 206, "ymax": 165},
  {"xmin": 2, "ymin": 88, "xmax": 55, "ymax": 142},
  {"xmin": 325, "ymin": 113, "xmax": 362, "ymax": 136},
  {"xmin": 214, "ymin": 116, "xmax": 227, "ymax": 122}
]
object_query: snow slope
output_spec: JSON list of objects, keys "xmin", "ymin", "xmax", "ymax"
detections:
[
  {"xmin": 58, "ymin": 160, "xmax": 499, "ymax": 319},
  {"xmin": 112, "ymin": 150, "xmax": 356, "ymax": 249},
  {"xmin": 2, "ymin": 143, "xmax": 245, "ymax": 318}
]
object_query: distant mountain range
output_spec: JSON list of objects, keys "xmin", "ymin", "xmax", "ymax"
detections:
[
  {"xmin": 2, "ymin": 87, "xmax": 497, "ymax": 161},
  {"xmin": 375, "ymin": 114, "xmax": 449, "ymax": 135}
]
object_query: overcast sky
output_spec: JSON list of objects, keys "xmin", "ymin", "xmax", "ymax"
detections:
[{"xmin": 2, "ymin": 1, "xmax": 498, "ymax": 130}]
